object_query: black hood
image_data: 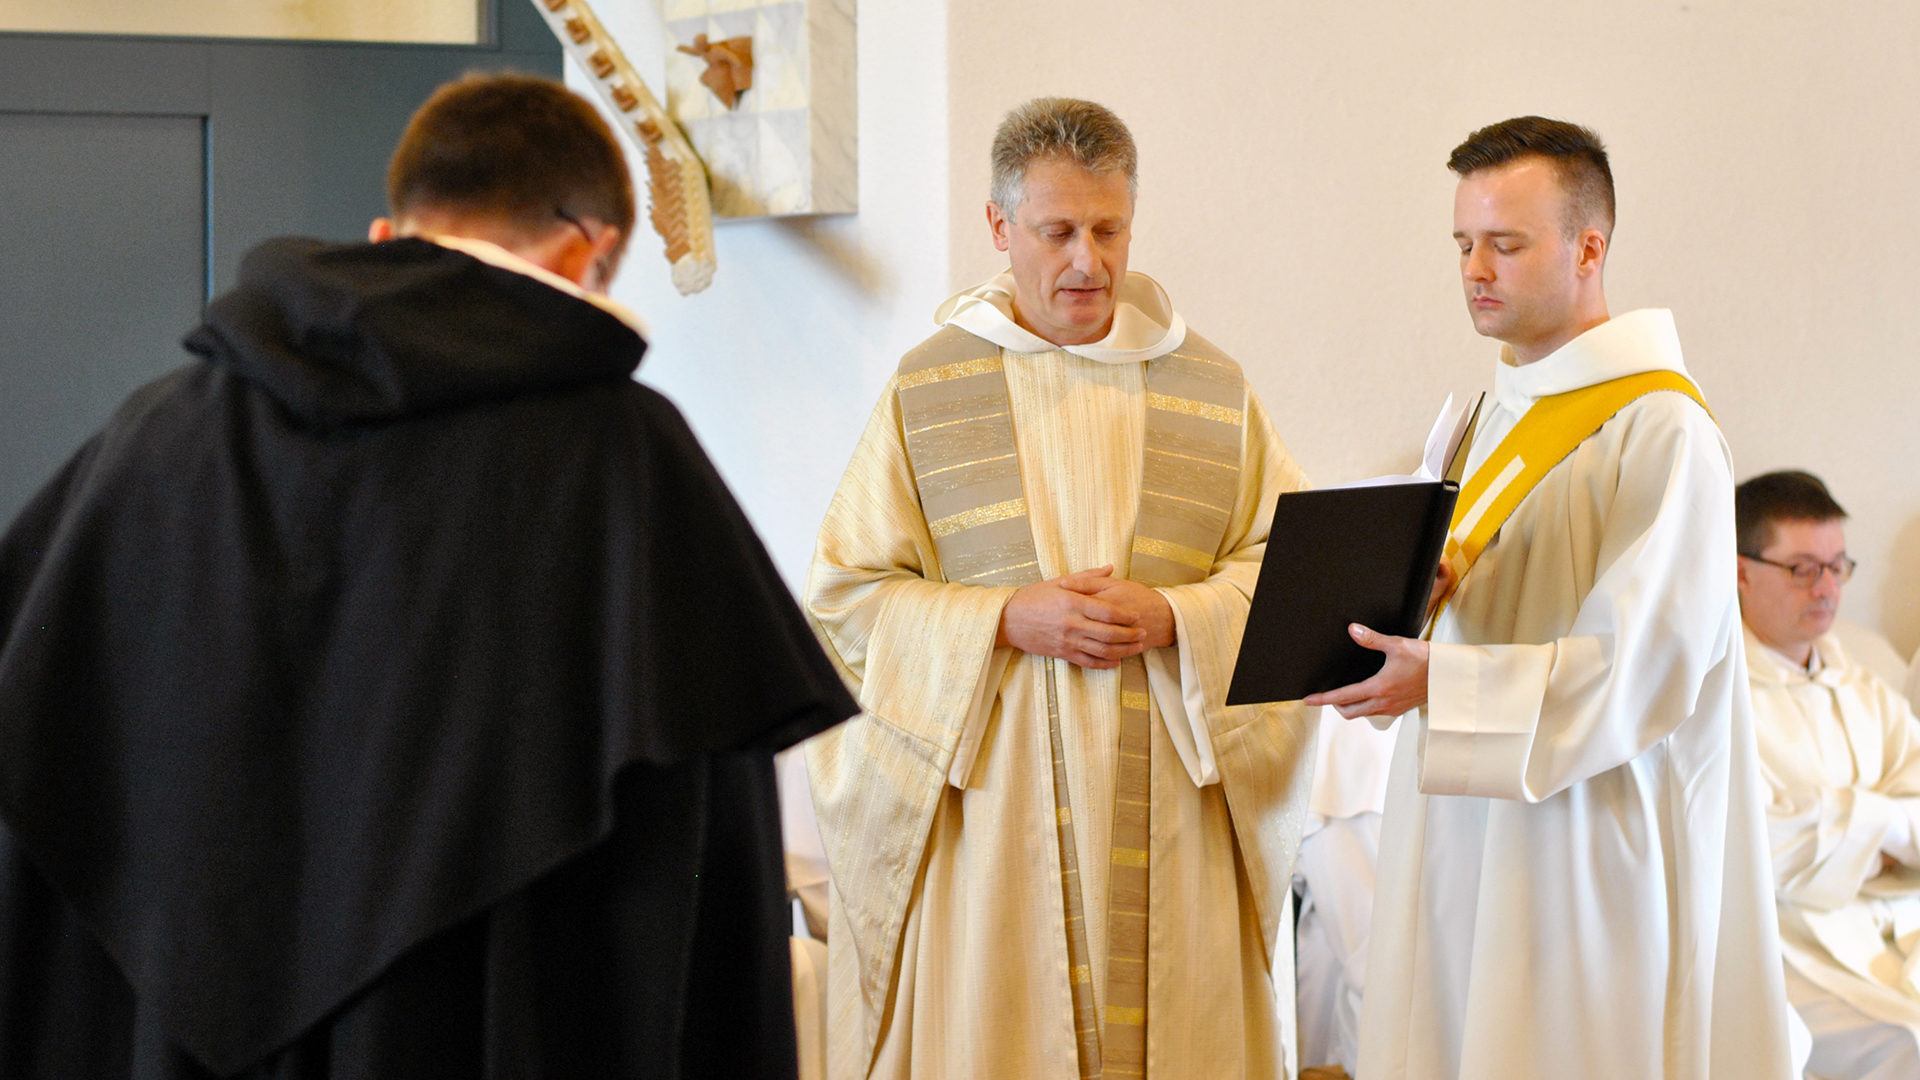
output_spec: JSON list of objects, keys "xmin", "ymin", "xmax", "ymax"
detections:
[{"xmin": 185, "ymin": 237, "xmax": 645, "ymax": 430}]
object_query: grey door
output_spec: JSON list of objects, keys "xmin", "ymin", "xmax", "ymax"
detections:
[{"xmin": 0, "ymin": 3, "xmax": 560, "ymax": 526}]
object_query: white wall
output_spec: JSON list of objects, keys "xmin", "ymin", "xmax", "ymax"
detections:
[
  {"xmin": 582, "ymin": 0, "xmax": 949, "ymax": 591},
  {"xmin": 595, "ymin": 0, "xmax": 1920, "ymax": 656}
]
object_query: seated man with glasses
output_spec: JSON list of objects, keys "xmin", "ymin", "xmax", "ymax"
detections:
[{"xmin": 1737, "ymin": 469, "xmax": 1920, "ymax": 1080}]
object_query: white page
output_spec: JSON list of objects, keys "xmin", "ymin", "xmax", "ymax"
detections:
[{"xmin": 1320, "ymin": 393, "xmax": 1479, "ymax": 490}]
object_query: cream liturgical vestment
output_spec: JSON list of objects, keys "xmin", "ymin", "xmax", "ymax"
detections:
[
  {"xmin": 806, "ymin": 272, "xmax": 1314, "ymax": 1080},
  {"xmin": 1748, "ymin": 627, "xmax": 1920, "ymax": 1069},
  {"xmin": 1356, "ymin": 310, "xmax": 1796, "ymax": 1080}
]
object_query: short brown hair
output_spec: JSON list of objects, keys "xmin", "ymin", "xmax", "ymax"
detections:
[
  {"xmin": 989, "ymin": 98, "xmax": 1137, "ymax": 220},
  {"xmin": 387, "ymin": 72, "xmax": 635, "ymax": 245},
  {"xmin": 1448, "ymin": 116, "xmax": 1614, "ymax": 240},
  {"xmin": 1735, "ymin": 470, "xmax": 1848, "ymax": 556}
]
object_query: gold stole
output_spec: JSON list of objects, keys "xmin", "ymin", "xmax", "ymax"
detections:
[
  {"xmin": 1432, "ymin": 370, "xmax": 1712, "ymax": 621},
  {"xmin": 897, "ymin": 325, "xmax": 1244, "ymax": 1078}
]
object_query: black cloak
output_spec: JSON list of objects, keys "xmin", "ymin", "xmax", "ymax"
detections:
[{"xmin": 0, "ymin": 238, "xmax": 856, "ymax": 1078}]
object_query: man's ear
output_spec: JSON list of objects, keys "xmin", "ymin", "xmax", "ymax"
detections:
[
  {"xmin": 1575, "ymin": 227, "xmax": 1607, "ymax": 278},
  {"xmin": 584, "ymin": 224, "xmax": 624, "ymax": 293},
  {"xmin": 368, "ymin": 218, "xmax": 395, "ymax": 243},
  {"xmin": 986, "ymin": 200, "xmax": 1012, "ymax": 254},
  {"xmin": 553, "ymin": 223, "xmax": 626, "ymax": 293}
]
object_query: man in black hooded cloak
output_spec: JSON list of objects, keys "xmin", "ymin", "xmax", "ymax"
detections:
[{"xmin": 0, "ymin": 72, "xmax": 855, "ymax": 1079}]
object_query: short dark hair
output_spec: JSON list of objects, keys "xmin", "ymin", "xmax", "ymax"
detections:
[
  {"xmin": 1735, "ymin": 470, "xmax": 1848, "ymax": 556},
  {"xmin": 1447, "ymin": 116, "xmax": 1614, "ymax": 240},
  {"xmin": 387, "ymin": 72, "xmax": 635, "ymax": 246}
]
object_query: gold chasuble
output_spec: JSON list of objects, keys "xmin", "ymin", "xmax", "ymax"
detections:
[
  {"xmin": 896, "ymin": 326, "xmax": 1245, "ymax": 1077},
  {"xmin": 807, "ymin": 272, "xmax": 1315, "ymax": 1080}
]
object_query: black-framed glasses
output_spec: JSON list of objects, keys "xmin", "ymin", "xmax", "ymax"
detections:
[
  {"xmin": 553, "ymin": 206, "xmax": 617, "ymax": 291},
  {"xmin": 1739, "ymin": 553, "xmax": 1857, "ymax": 587},
  {"xmin": 554, "ymin": 205, "xmax": 596, "ymax": 243}
]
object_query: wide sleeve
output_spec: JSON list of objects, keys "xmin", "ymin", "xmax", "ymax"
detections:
[
  {"xmin": 1150, "ymin": 385, "xmax": 1317, "ymax": 960},
  {"xmin": 1761, "ymin": 676, "xmax": 1920, "ymax": 911},
  {"xmin": 805, "ymin": 381, "xmax": 1016, "ymax": 751},
  {"xmin": 801, "ymin": 381, "xmax": 1014, "ymax": 1053},
  {"xmin": 1421, "ymin": 395, "xmax": 1740, "ymax": 802}
]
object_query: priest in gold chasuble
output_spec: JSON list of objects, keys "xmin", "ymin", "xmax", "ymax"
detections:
[{"xmin": 804, "ymin": 99, "xmax": 1314, "ymax": 1080}]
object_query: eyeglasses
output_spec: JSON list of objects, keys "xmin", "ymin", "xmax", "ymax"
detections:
[
  {"xmin": 554, "ymin": 205, "xmax": 596, "ymax": 243},
  {"xmin": 554, "ymin": 206, "xmax": 615, "ymax": 292},
  {"xmin": 1739, "ymin": 553, "xmax": 1857, "ymax": 587}
]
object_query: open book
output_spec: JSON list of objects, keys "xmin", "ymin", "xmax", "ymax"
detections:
[{"xmin": 1225, "ymin": 393, "xmax": 1482, "ymax": 705}]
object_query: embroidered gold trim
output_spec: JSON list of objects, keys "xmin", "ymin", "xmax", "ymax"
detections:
[
  {"xmin": 1147, "ymin": 392, "xmax": 1242, "ymax": 426},
  {"xmin": 916, "ymin": 452, "xmax": 1017, "ymax": 482},
  {"xmin": 1142, "ymin": 488, "xmax": 1231, "ymax": 515},
  {"xmin": 1112, "ymin": 847, "xmax": 1148, "ymax": 868},
  {"xmin": 928, "ymin": 498, "xmax": 1026, "ymax": 538},
  {"xmin": 1132, "ymin": 535, "xmax": 1213, "ymax": 572},
  {"xmin": 907, "ymin": 410, "xmax": 1010, "ymax": 436},
  {"xmin": 1146, "ymin": 445, "xmax": 1236, "ymax": 470},
  {"xmin": 1120, "ymin": 690, "xmax": 1150, "ymax": 711},
  {"xmin": 897, "ymin": 355, "xmax": 1003, "ymax": 390},
  {"xmin": 959, "ymin": 559, "xmax": 1038, "ymax": 582},
  {"xmin": 1105, "ymin": 1006, "xmax": 1146, "ymax": 1025}
]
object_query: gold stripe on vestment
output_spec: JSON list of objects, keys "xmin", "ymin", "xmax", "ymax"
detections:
[
  {"xmin": 1143, "ymin": 487, "xmax": 1232, "ymax": 515},
  {"xmin": 1132, "ymin": 535, "xmax": 1215, "ymax": 573},
  {"xmin": 916, "ymin": 452, "xmax": 1017, "ymax": 482},
  {"xmin": 1111, "ymin": 847, "xmax": 1148, "ymax": 868},
  {"xmin": 929, "ymin": 498, "xmax": 1026, "ymax": 539},
  {"xmin": 1105, "ymin": 1006, "xmax": 1146, "ymax": 1026},
  {"xmin": 1120, "ymin": 690, "xmax": 1150, "ymax": 712},
  {"xmin": 1147, "ymin": 445, "xmax": 1237, "ymax": 470},
  {"xmin": 897, "ymin": 355, "xmax": 1003, "ymax": 390},
  {"xmin": 958, "ymin": 559, "xmax": 1037, "ymax": 582},
  {"xmin": 907, "ymin": 409, "xmax": 1009, "ymax": 437},
  {"xmin": 1147, "ymin": 391, "xmax": 1242, "ymax": 426}
]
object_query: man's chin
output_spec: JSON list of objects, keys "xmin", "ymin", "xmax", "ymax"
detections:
[{"xmin": 1049, "ymin": 307, "xmax": 1115, "ymax": 341}]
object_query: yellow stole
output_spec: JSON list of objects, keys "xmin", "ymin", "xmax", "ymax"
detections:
[
  {"xmin": 896, "ymin": 324, "xmax": 1244, "ymax": 1078},
  {"xmin": 1432, "ymin": 369, "xmax": 1712, "ymax": 621}
]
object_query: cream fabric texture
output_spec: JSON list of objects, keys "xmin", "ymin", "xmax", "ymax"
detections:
[
  {"xmin": 1357, "ymin": 310, "xmax": 1797, "ymax": 1080},
  {"xmin": 804, "ymin": 278, "xmax": 1313, "ymax": 1080},
  {"xmin": 1750, "ymin": 627, "xmax": 1920, "ymax": 1075}
]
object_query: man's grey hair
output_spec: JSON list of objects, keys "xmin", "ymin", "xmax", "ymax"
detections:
[{"xmin": 988, "ymin": 97, "xmax": 1137, "ymax": 220}]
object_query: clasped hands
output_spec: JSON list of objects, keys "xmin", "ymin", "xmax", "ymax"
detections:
[
  {"xmin": 1304, "ymin": 561, "xmax": 1455, "ymax": 720},
  {"xmin": 996, "ymin": 566, "xmax": 1174, "ymax": 669}
]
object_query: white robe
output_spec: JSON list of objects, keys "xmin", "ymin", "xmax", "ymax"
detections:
[
  {"xmin": 1356, "ymin": 309, "xmax": 1796, "ymax": 1080},
  {"xmin": 1295, "ymin": 707, "xmax": 1395, "ymax": 1072},
  {"xmin": 1749, "ymin": 627, "xmax": 1920, "ymax": 1077},
  {"xmin": 805, "ymin": 273, "xmax": 1315, "ymax": 1079}
]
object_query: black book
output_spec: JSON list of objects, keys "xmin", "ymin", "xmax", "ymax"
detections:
[
  {"xmin": 1225, "ymin": 481, "xmax": 1458, "ymax": 704},
  {"xmin": 1225, "ymin": 393, "xmax": 1481, "ymax": 705}
]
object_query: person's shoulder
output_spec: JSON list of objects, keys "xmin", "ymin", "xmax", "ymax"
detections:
[
  {"xmin": 898, "ymin": 323, "xmax": 995, "ymax": 374},
  {"xmin": 1166, "ymin": 327, "xmax": 1243, "ymax": 374},
  {"xmin": 1605, "ymin": 378, "xmax": 1723, "ymax": 449}
]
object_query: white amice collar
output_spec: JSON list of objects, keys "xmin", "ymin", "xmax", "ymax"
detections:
[
  {"xmin": 934, "ymin": 270, "xmax": 1187, "ymax": 363},
  {"xmin": 1492, "ymin": 308, "xmax": 1692, "ymax": 415},
  {"xmin": 422, "ymin": 232, "xmax": 652, "ymax": 340}
]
